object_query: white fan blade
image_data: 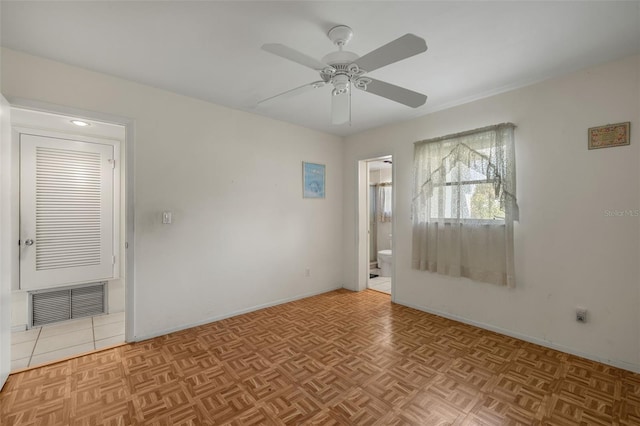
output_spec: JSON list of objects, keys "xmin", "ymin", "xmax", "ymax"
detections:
[
  {"xmin": 353, "ymin": 34, "xmax": 427, "ymax": 73},
  {"xmin": 258, "ymin": 81, "xmax": 325, "ymax": 106},
  {"xmin": 262, "ymin": 43, "xmax": 329, "ymax": 71},
  {"xmin": 331, "ymin": 90, "xmax": 350, "ymax": 125},
  {"xmin": 358, "ymin": 78, "xmax": 427, "ymax": 108}
]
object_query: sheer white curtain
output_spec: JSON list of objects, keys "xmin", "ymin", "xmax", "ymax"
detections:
[
  {"xmin": 377, "ymin": 184, "xmax": 392, "ymax": 223},
  {"xmin": 411, "ymin": 123, "xmax": 518, "ymax": 287}
]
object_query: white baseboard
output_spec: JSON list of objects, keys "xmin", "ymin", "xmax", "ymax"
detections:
[
  {"xmin": 396, "ymin": 299, "xmax": 640, "ymax": 374},
  {"xmin": 134, "ymin": 285, "xmax": 344, "ymax": 342},
  {"xmin": 11, "ymin": 324, "xmax": 27, "ymax": 333}
]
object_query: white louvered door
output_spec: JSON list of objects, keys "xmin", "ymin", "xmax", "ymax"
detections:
[{"xmin": 20, "ymin": 133, "xmax": 115, "ymax": 290}]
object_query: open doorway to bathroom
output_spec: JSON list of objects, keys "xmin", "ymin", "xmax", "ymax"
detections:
[{"xmin": 367, "ymin": 156, "xmax": 393, "ymax": 294}]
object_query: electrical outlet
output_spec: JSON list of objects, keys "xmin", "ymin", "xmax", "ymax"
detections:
[
  {"xmin": 305, "ymin": 268, "xmax": 310, "ymax": 277},
  {"xmin": 576, "ymin": 308, "xmax": 587, "ymax": 323}
]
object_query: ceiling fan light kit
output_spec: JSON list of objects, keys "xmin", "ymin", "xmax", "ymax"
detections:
[{"xmin": 260, "ymin": 25, "xmax": 428, "ymax": 125}]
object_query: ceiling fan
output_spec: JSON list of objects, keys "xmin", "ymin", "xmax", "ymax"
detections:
[{"xmin": 259, "ymin": 25, "xmax": 428, "ymax": 125}]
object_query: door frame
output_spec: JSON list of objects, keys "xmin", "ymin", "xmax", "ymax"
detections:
[
  {"xmin": 356, "ymin": 154, "xmax": 395, "ymax": 300},
  {"xmin": 1, "ymin": 94, "xmax": 12, "ymax": 390},
  {"xmin": 4, "ymin": 98, "xmax": 136, "ymax": 343}
]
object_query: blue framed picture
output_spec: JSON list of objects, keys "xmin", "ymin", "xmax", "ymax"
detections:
[{"xmin": 302, "ymin": 162, "xmax": 325, "ymax": 199}]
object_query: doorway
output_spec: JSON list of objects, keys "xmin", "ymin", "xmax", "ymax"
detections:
[
  {"xmin": 9, "ymin": 108, "xmax": 128, "ymax": 371},
  {"xmin": 363, "ymin": 156, "xmax": 393, "ymax": 295}
]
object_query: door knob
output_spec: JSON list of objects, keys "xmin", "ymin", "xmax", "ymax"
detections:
[{"xmin": 24, "ymin": 239, "xmax": 34, "ymax": 246}]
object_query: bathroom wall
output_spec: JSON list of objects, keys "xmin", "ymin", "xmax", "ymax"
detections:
[{"xmin": 369, "ymin": 168, "xmax": 391, "ymax": 184}]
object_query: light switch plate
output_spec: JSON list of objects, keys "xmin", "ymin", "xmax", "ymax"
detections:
[{"xmin": 162, "ymin": 211, "xmax": 172, "ymax": 224}]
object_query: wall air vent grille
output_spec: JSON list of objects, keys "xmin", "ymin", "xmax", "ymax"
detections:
[{"xmin": 30, "ymin": 282, "xmax": 106, "ymax": 327}]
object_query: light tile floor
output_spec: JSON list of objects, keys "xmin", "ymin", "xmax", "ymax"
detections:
[
  {"xmin": 369, "ymin": 268, "xmax": 392, "ymax": 294},
  {"xmin": 11, "ymin": 311, "xmax": 125, "ymax": 372}
]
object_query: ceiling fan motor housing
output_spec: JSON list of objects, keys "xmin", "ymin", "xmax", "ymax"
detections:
[
  {"xmin": 321, "ymin": 47, "xmax": 367, "ymax": 94},
  {"xmin": 321, "ymin": 50, "xmax": 359, "ymax": 68}
]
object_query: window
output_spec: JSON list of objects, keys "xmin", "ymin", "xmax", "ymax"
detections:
[{"xmin": 411, "ymin": 123, "xmax": 518, "ymax": 287}]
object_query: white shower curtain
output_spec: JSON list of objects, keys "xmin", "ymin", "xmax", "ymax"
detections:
[{"xmin": 376, "ymin": 184, "xmax": 392, "ymax": 223}]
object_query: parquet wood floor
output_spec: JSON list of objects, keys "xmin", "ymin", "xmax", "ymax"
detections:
[{"xmin": 1, "ymin": 289, "xmax": 639, "ymax": 425}]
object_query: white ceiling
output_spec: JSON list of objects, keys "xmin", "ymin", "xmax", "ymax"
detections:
[{"xmin": 1, "ymin": 1, "xmax": 639, "ymax": 136}]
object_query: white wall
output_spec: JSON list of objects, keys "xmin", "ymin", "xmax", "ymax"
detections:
[
  {"xmin": 1, "ymin": 48, "xmax": 344, "ymax": 340},
  {"xmin": 343, "ymin": 55, "xmax": 640, "ymax": 371}
]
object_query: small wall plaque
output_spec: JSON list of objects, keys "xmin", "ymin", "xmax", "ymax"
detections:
[
  {"xmin": 588, "ymin": 122, "xmax": 630, "ymax": 150},
  {"xmin": 302, "ymin": 162, "xmax": 325, "ymax": 199}
]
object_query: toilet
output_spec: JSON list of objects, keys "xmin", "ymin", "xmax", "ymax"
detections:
[{"xmin": 377, "ymin": 250, "xmax": 392, "ymax": 277}]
